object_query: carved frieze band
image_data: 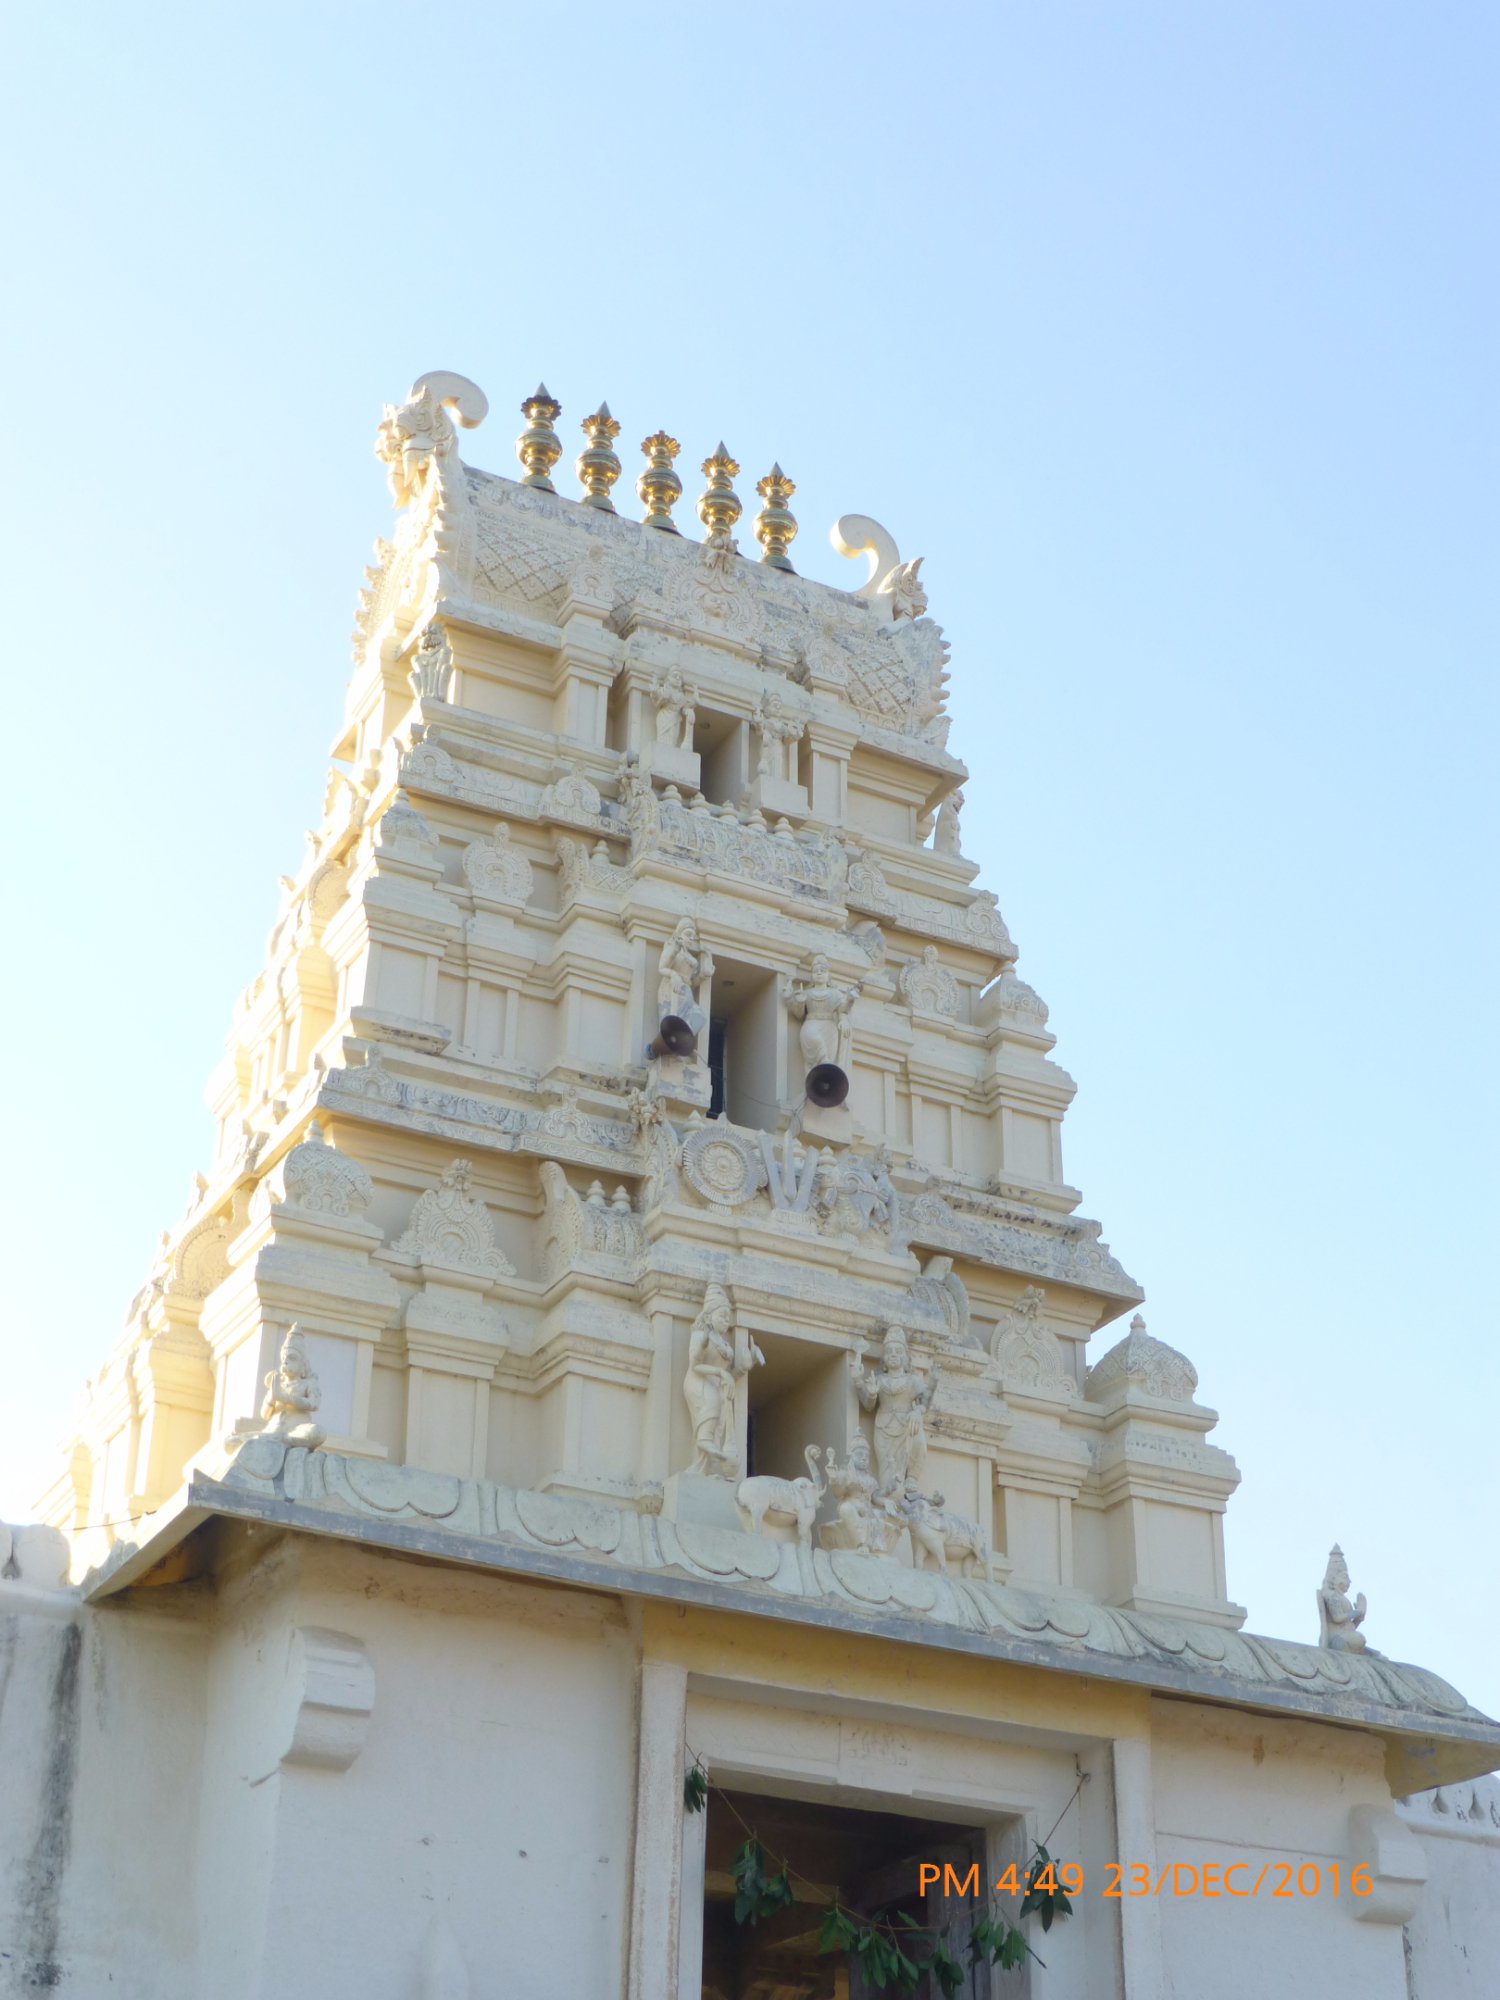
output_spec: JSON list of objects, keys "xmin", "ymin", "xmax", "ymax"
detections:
[{"xmin": 216, "ymin": 1439, "xmax": 1491, "ymax": 1733}]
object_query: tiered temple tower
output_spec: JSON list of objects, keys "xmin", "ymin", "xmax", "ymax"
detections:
[
  {"xmin": 39, "ymin": 370, "xmax": 1241, "ymax": 1627},
  {"xmin": 12, "ymin": 371, "xmax": 1495, "ymax": 2000}
]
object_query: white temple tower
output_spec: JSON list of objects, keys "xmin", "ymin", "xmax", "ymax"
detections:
[{"xmin": 2, "ymin": 373, "xmax": 1495, "ymax": 1999}]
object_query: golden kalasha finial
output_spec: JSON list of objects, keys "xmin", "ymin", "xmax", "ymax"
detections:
[
  {"xmin": 516, "ymin": 383, "xmax": 563, "ymax": 491},
  {"xmin": 697, "ymin": 441, "xmax": 742, "ymax": 547},
  {"xmin": 754, "ymin": 464, "xmax": 798, "ymax": 571},
  {"xmin": 638, "ymin": 431, "xmax": 683, "ymax": 532},
  {"xmin": 576, "ymin": 402, "xmax": 623, "ymax": 511}
]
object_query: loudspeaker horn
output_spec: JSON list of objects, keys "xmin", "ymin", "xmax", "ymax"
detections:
[
  {"xmin": 804, "ymin": 1063, "xmax": 849, "ymax": 1109},
  {"xmin": 650, "ymin": 1015, "xmax": 699, "ymax": 1060}
]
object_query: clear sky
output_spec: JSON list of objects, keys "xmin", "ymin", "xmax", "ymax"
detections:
[{"xmin": 2, "ymin": 4, "xmax": 1495, "ymax": 1713}]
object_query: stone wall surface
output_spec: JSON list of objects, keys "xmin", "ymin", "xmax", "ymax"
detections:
[
  {"xmin": 1, "ymin": 1541, "xmax": 636, "ymax": 1999},
  {"xmin": 1397, "ymin": 1776, "xmax": 1500, "ymax": 1996},
  {"xmin": 3, "ymin": 1538, "xmax": 1497, "ymax": 1996}
]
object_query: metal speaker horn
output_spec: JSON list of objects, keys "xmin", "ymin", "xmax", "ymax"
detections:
[
  {"xmin": 650, "ymin": 1015, "xmax": 698, "ymax": 1060},
  {"xmin": 805, "ymin": 1063, "xmax": 849, "ymax": 1109}
]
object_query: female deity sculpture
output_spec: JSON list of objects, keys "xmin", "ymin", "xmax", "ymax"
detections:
[
  {"xmin": 782, "ymin": 953, "xmax": 864, "ymax": 1072},
  {"xmin": 1316, "ymin": 1545, "xmax": 1369, "ymax": 1653},
  {"xmin": 849, "ymin": 1326, "xmax": 935, "ymax": 1496},
  {"xmin": 657, "ymin": 917, "xmax": 712, "ymax": 1023},
  {"xmin": 653, "ymin": 668, "xmax": 696, "ymax": 750},
  {"xmin": 755, "ymin": 691, "xmax": 803, "ymax": 781},
  {"xmin": 933, "ymin": 787, "xmax": 964, "ymax": 856},
  {"xmin": 682, "ymin": 1284, "xmax": 763, "ymax": 1478}
]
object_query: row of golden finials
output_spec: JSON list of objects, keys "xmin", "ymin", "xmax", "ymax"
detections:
[{"xmin": 515, "ymin": 385, "xmax": 799, "ymax": 571}]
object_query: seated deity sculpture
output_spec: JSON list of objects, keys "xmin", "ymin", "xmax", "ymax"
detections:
[
  {"xmin": 820, "ymin": 1436, "xmax": 903, "ymax": 1556},
  {"xmin": 1317, "ymin": 1544, "xmax": 1369, "ymax": 1653},
  {"xmin": 260, "ymin": 1325, "xmax": 325, "ymax": 1447}
]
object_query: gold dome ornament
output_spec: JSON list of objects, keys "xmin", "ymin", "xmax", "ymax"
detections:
[
  {"xmin": 638, "ymin": 431, "xmax": 683, "ymax": 532},
  {"xmin": 516, "ymin": 384, "xmax": 563, "ymax": 491},
  {"xmin": 754, "ymin": 464, "xmax": 798, "ymax": 571},
  {"xmin": 696, "ymin": 442, "xmax": 742, "ymax": 552},
  {"xmin": 576, "ymin": 403, "xmax": 623, "ymax": 511}
]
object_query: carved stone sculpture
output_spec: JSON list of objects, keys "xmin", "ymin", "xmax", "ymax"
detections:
[
  {"xmin": 810, "ymin": 1144, "xmax": 900, "ymax": 1244},
  {"xmin": 682, "ymin": 1284, "xmax": 764, "ymax": 1478},
  {"xmin": 409, "ymin": 622, "xmax": 455, "ymax": 702},
  {"xmin": 900, "ymin": 1485, "xmax": 994, "ymax": 1582},
  {"xmin": 898, "ymin": 945, "xmax": 960, "ymax": 1019},
  {"xmin": 461, "ymin": 825, "xmax": 534, "ymax": 907},
  {"xmin": 374, "ymin": 372, "xmax": 488, "ymax": 511},
  {"xmin": 628, "ymin": 1089, "xmax": 679, "ymax": 1205},
  {"xmin": 782, "ymin": 953, "xmax": 863, "ymax": 1072},
  {"xmin": 933, "ymin": 788, "xmax": 964, "ymax": 857},
  {"xmin": 819, "ymin": 1437, "xmax": 903, "ymax": 1556},
  {"xmin": 394, "ymin": 1161, "xmax": 515, "ymax": 1277},
  {"xmin": 652, "ymin": 667, "xmax": 696, "ymax": 750},
  {"xmin": 1084, "ymin": 1314, "xmax": 1197, "ymax": 1406},
  {"xmin": 849, "ymin": 1326, "xmax": 935, "ymax": 1496},
  {"xmin": 830, "ymin": 514, "xmax": 927, "ymax": 618},
  {"xmin": 261, "ymin": 1326, "xmax": 325, "ymax": 1446},
  {"xmin": 538, "ymin": 761, "xmax": 603, "ymax": 821},
  {"xmin": 1318, "ymin": 1545, "xmax": 1369, "ymax": 1653},
  {"xmin": 736, "ymin": 1446, "xmax": 825, "ymax": 1546},
  {"xmin": 657, "ymin": 917, "xmax": 713, "ymax": 1025},
  {"xmin": 276, "ymin": 1121, "xmax": 374, "ymax": 1218},
  {"xmin": 754, "ymin": 691, "xmax": 804, "ymax": 782},
  {"xmin": 990, "ymin": 1285, "xmax": 1076, "ymax": 1400},
  {"xmin": 913, "ymin": 1255, "xmax": 972, "ymax": 1347},
  {"xmin": 680, "ymin": 1123, "xmax": 767, "ymax": 1208}
]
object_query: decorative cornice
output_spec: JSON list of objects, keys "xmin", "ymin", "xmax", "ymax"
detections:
[{"xmin": 83, "ymin": 1443, "xmax": 1500, "ymax": 1793}]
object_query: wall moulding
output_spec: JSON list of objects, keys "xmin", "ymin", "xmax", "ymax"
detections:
[{"xmin": 84, "ymin": 1443, "xmax": 1500, "ymax": 1795}]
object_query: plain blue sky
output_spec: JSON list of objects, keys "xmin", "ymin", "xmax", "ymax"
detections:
[{"xmin": 2, "ymin": 3, "xmax": 1495, "ymax": 1712}]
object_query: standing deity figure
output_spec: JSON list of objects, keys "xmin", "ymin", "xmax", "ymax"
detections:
[
  {"xmin": 1317, "ymin": 1545, "xmax": 1369, "ymax": 1653},
  {"xmin": 653, "ymin": 668, "xmax": 696, "ymax": 750},
  {"xmin": 933, "ymin": 787, "xmax": 964, "ymax": 856},
  {"xmin": 260, "ymin": 1325, "xmax": 325, "ymax": 1446},
  {"xmin": 755, "ymin": 692, "xmax": 804, "ymax": 781},
  {"xmin": 849, "ymin": 1326, "xmax": 935, "ymax": 1497},
  {"xmin": 657, "ymin": 917, "xmax": 713, "ymax": 1023},
  {"xmin": 869, "ymin": 1142, "xmax": 901, "ymax": 1242},
  {"xmin": 682, "ymin": 1284, "xmax": 764, "ymax": 1478},
  {"xmin": 782, "ymin": 953, "xmax": 864, "ymax": 1072}
]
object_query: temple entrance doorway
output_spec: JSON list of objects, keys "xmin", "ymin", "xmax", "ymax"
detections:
[{"xmin": 698, "ymin": 1786, "xmax": 1007, "ymax": 1999}]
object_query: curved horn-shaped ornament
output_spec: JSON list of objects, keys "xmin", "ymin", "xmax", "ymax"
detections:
[
  {"xmin": 831, "ymin": 513, "xmax": 902, "ymax": 599},
  {"xmin": 407, "ymin": 370, "xmax": 489, "ymax": 431}
]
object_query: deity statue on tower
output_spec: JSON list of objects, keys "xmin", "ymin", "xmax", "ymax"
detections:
[
  {"xmin": 782, "ymin": 953, "xmax": 864, "ymax": 1073},
  {"xmin": 682, "ymin": 1284, "xmax": 764, "ymax": 1479},
  {"xmin": 657, "ymin": 918, "xmax": 713, "ymax": 1027},
  {"xmin": 1317, "ymin": 1545, "xmax": 1370, "ymax": 1653},
  {"xmin": 849, "ymin": 1326, "xmax": 935, "ymax": 1497}
]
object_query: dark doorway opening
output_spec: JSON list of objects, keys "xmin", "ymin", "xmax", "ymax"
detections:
[{"xmin": 700, "ymin": 1786, "xmax": 999, "ymax": 1998}]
